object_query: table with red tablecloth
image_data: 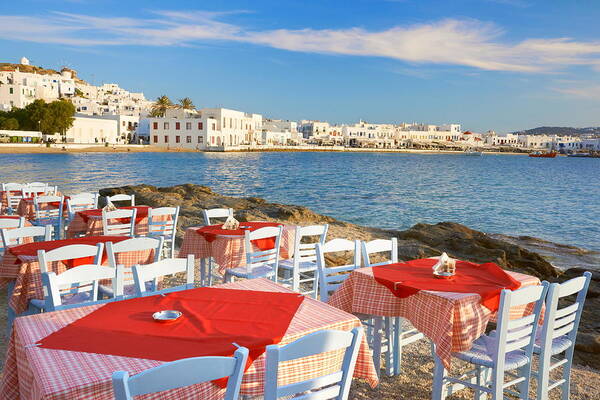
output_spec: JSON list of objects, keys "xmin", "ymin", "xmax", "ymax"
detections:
[
  {"xmin": 65, "ymin": 206, "xmax": 167, "ymax": 238},
  {"xmin": 0, "ymin": 278, "xmax": 378, "ymax": 399},
  {"xmin": 0, "ymin": 235, "xmax": 156, "ymax": 315},
  {"xmin": 1, "ymin": 191, "xmax": 56, "ymax": 215},
  {"xmin": 16, "ymin": 196, "xmax": 69, "ymax": 220},
  {"xmin": 178, "ymin": 222, "xmax": 294, "ymax": 273},
  {"xmin": 327, "ymin": 258, "xmax": 542, "ymax": 369}
]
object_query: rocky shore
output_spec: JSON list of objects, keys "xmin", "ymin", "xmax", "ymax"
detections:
[{"xmin": 100, "ymin": 183, "xmax": 600, "ymax": 371}]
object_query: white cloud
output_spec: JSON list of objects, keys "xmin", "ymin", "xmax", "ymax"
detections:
[
  {"xmin": 553, "ymin": 83, "xmax": 600, "ymax": 99},
  {"xmin": 1, "ymin": 11, "xmax": 600, "ymax": 73}
]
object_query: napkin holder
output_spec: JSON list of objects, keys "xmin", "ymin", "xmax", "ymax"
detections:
[
  {"xmin": 432, "ymin": 252, "xmax": 456, "ymax": 277},
  {"xmin": 221, "ymin": 215, "xmax": 240, "ymax": 230},
  {"xmin": 102, "ymin": 200, "xmax": 118, "ymax": 212}
]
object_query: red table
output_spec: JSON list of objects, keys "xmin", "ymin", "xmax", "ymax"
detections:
[
  {"xmin": 1, "ymin": 279, "xmax": 378, "ymax": 399},
  {"xmin": 178, "ymin": 222, "xmax": 295, "ymax": 273},
  {"xmin": 0, "ymin": 236, "xmax": 156, "ymax": 314},
  {"xmin": 328, "ymin": 258, "xmax": 541, "ymax": 369}
]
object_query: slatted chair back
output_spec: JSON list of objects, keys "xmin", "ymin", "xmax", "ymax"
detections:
[
  {"xmin": 106, "ymin": 237, "xmax": 163, "ymax": 295},
  {"xmin": 132, "ymin": 255, "xmax": 195, "ymax": 296},
  {"xmin": 536, "ymin": 272, "xmax": 592, "ymax": 400},
  {"xmin": 202, "ymin": 207, "xmax": 233, "ymax": 226},
  {"xmin": 41, "ymin": 265, "xmax": 121, "ymax": 312},
  {"xmin": 112, "ymin": 347, "xmax": 249, "ymax": 400},
  {"xmin": 102, "ymin": 208, "xmax": 137, "ymax": 236},
  {"xmin": 66, "ymin": 193, "xmax": 99, "ymax": 220},
  {"xmin": 6, "ymin": 189, "xmax": 25, "ymax": 211},
  {"xmin": 1, "ymin": 225, "xmax": 52, "ymax": 248},
  {"xmin": 106, "ymin": 194, "xmax": 135, "ymax": 206},
  {"xmin": 37, "ymin": 243, "xmax": 104, "ymax": 273},
  {"xmin": 316, "ymin": 239, "xmax": 361, "ymax": 302},
  {"xmin": 287, "ymin": 224, "xmax": 328, "ymax": 291},
  {"xmin": 244, "ymin": 226, "xmax": 282, "ymax": 275},
  {"xmin": 265, "ymin": 327, "xmax": 363, "ymax": 400},
  {"xmin": 0, "ymin": 217, "xmax": 24, "ymax": 230},
  {"xmin": 2, "ymin": 183, "xmax": 24, "ymax": 191},
  {"xmin": 147, "ymin": 207, "xmax": 179, "ymax": 256},
  {"xmin": 361, "ymin": 238, "xmax": 398, "ymax": 267},
  {"xmin": 23, "ymin": 184, "xmax": 54, "ymax": 198},
  {"xmin": 33, "ymin": 195, "xmax": 64, "ymax": 240},
  {"xmin": 493, "ymin": 284, "xmax": 547, "ymax": 372}
]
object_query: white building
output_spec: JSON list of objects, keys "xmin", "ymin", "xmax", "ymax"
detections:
[
  {"xmin": 298, "ymin": 120, "xmax": 330, "ymax": 139},
  {"xmin": 96, "ymin": 114, "xmax": 140, "ymax": 143},
  {"xmin": 579, "ymin": 138, "xmax": 600, "ymax": 151},
  {"xmin": 342, "ymin": 121, "xmax": 396, "ymax": 148},
  {"xmin": 62, "ymin": 114, "xmax": 119, "ymax": 144}
]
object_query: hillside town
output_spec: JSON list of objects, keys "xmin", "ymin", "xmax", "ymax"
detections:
[{"xmin": 1, "ymin": 57, "xmax": 599, "ymax": 153}]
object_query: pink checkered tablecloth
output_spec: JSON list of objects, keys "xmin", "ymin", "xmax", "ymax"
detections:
[
  {"xmin": 0, "ymin": 237, "xmax": 155, "ymax": 315},
  {"xmin": 328, "ymin": 266, "xmax": 541, "ymax": 369},
  {"xmin": 17, "ymin": 198, "xmax": 68, "ymax": 221},
  {"xmin": 65, "ymin": 207, "xmax": 169, "ymax": 238},
  {"xmin": 178, "ymin": 224, "xmax": 295, "ymax": 273},
  {"xmin": 0, "ymin": 278, "xmax": 378, "ymax": 400}
]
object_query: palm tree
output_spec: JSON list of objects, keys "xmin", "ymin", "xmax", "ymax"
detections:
[
  {"xmin": 177, "ymin": 97, "xmax": 195, "ymax": 110},
  {"xmin": 150, "ymin": 95, "xmax": 172, "ymax": 117}
]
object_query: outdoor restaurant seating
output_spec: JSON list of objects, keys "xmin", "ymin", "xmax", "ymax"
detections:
[
  {"xmin": 33, "ymin": 195, "xmax": 64, "ymax": 240},
  {"xmin": 533, "ymin": 272, "xmax": 592, "ymax": 400},
  {"xmin": 201, "ymin": 207, "xmax": 235, "ymax": 285},
  {"xmin": 432, "ymin": 283, "xmax": 548, "ymax": 400},
  {"xmin": 132, "ymin": 255, "xmax": 195, "ymax": 296},
  {"xmin": 106, "ymin": 193, "xmax": 135, "ymax": 206},
  {"xmin": 102, "ymin": 208, "xmax": 137, "ymax": 236},
  {"xmin": 1, "ymin": 225, "xmax": 52, "ymax": 248},
  {"xmin": 112, "ymin": 347, "xmax": 249, "ymax": 400},
  {"xmin": 264, "ymin": 327, "xmax": 363, "ymax": 400},
  {"xmin": 65, "ymin": 192, "xmax": 99, "ymax": 225},
  {"xmin": 279, "ymin": 223, "xmax": 328, "ymax": 298},
  {"xmin": 0, "ymin": 217, "xmax": 24, "ymax": 256},
  {"xmin": 147, "ymin": 206, "xmax": 179, "ymax": 257}
]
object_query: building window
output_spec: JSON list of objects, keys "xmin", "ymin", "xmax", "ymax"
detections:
[
  {"xmin": 211, "ymin": 136, "xmax": 215, "ymax": 144},
  {"xmin": 153, "ymin": 135, "xmax": 158, "ymax": 143},
  {"xmin": 164, "ymin": 136, "xmax": 169, "ymax": 143},
  {"xmin": 186, "ymin": 136, "xmax": 191, "ymax": 143},
  {"xmin": 212, "ymin": 123, "xmax": 216, "ymax": 130},
  {"xmin": 164, "ymin": 122, "xmax": 169, "ymax": 129},
  {"xmin": 153, "ymin": 122, "xmax": 158, "ymax": 130},
  {"xmin": 198, "ymin": 122, "xmax": 203, "ymax": 130},
  {"xmin": 175, "ymin": 122, "xmax": 181, "ymax": 130},
  {"xmin": 198, "ymin": 136, "xmax": 203, "ymax": 143},
  {"xmin": 9, "ymin": 88, "xmax": 13, "ymax": 94},
  {"xmin": 176, "ymin": 136, "xmax": 180, "ymax": 143},
  {"xmin": 186, "ymin": 122, "xmax": 192, "ymax": 130}
]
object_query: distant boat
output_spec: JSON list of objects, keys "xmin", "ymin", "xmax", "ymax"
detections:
[
  {"xmin": 567, "ymin": 153, "xmax": 591, "ymax": 158},
  {"xmin": 529, "ymin": 151, "xmax": 557, "ymax": 158},
  {"xmin": 464, "ymin": 148, "xmax": 483, "ymax": 156}
]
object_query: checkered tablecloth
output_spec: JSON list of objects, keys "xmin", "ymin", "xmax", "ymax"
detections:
[
  {"xmin": 17, "ymin": 199, "xmax": 68, "ymax": 221},
  {"xmin": 0, "ymin": 278, "xmax": 378, "ymax": 400},
  {"xmin": 0, "ymin": 241, "xmax": 155, "ymax": 315},
  {"xmin": 328, "ymin": 266, "xmax": 541, "ymax": 369},
  {"xmin": 0, "ymin": 191, "xmax": 17, "ymax": 215},
  {"xmin": 65, "ymin": 210, "xmax": 169, "ymax": 238},
  {"xmin": 178, "ymin": 225, "xmax": 295, "ymax": 273}
]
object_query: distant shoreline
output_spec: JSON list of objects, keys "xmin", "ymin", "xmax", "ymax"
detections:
[{"xmin": 0, "ymin": 145, "xmax": 530, "ymax": 156}]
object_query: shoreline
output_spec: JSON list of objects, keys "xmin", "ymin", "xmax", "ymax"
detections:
[{"xmin": 0, "ymin": 145, "xmax": 529, "ymax": 156}]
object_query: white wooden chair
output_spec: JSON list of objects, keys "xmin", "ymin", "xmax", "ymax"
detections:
[
  {"xmin": 147, "ymin": 206, "xmax": 179, "ymax": 257},
  {"xmin": 1, "ymin": 225, "xmax": 52, "ymax": 248},
  {"xmin": 41, "ymin": 264, "xmax": 122, "ymax": 312},
  {"xmin": 66, "ymin": 193, "xmax": 98, "ymax": 221},
  {"xmin": 5, "ymin": 188, "xmax": 25, "ymax": 214},
  {"xmin": 534, "ymin": 272, "xmax": 592, "ymax": 400},
  {"xmin": 23, "ymin": 184, "xmax": 55, "ymax": 198},
  {"xmin": 279, "ymin": 224, "xmax": 328, "ymax": 298},
  {"xmin": 132, "ymin": 255, "xmax": 195, "ymax": 296},
  {"xmin": 2, "ymin": 183, "xmax": 24, "ymax": 191},
  {"xmin": 33, "ymin": 195, "xmax": 64, "ymax": 240},
  {"xmin": 433, "ymin": 283, "xmax": 548, "ymax": 400},
  {"xmin": 112, "ymin": 347, "xmax": 249, "ymax": 400},
  {"xmin": 0, "ymin": 217, "xmax": 25, "ymax": 257},
  {"xmin": 362, "ymin": 238, "xmax": 424, "ymax": 376},
  {"xmin": 264, "ymin": 327, "xmax": 364, "ymax": 400},
  {"xmin": 223, "ymin": 226, "xmax": 283, "ymax": 283},
  {"xmin": 104, "ymin": 237, "xmax": 164, "ymax": 297},
  {"xmin": 105, "ymin": 194, "xmax": 135, "ymax": 206},
  {"xmin": 200, "ymin": 207, "xmax": 234, "ymax": 286},
  {"xmin": 102, "ymin": 208, "xmax": 137, "ymax": 236}
]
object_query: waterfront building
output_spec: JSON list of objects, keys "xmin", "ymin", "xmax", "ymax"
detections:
[
  {"xmin": 342, "ymin": 121, "xmax": 396, "ymax": 148},
  {"xmin": 96, "ymin": 114, "xmax": 140, "ymax": 143},
  {"xmin": 63, "ymin": 114, "xmax": 120, "ymax": 144},
  {"xmin": 298, "ymin": 120, "xmax": 330, "ymax": 139}
]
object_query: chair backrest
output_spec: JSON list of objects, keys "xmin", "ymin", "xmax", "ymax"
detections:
[
  {"xmin": 41, "ymin": 265, "xmax": 120, "ymax": 311},
  {"xmin": 0, "ymin": 217, "xmax": 24, "ymax": 230},
  {"xmin": 66, "ymin": 193, "xmax": 99, "ymax": 218},
  {"xmin": 316, "ymin": 239, "xmax": 361, "ymax": 303},
  {"xmin": 34, "ymin": 195, "xmax": 64, "ymax": 220},
  {"xmin": 37, "ymin": 243, "xmax": 104, "ymax": 273},
  {"xmin": 361, "ymin": 238, "xmax": 398, "ymax": 267},
  {"xmin": 492, "ymin": 283, "xmax": 548, "ymax": 371},
  {"xmin": 538, "ymin": 272, "xmax": 592, "ymax": 354},
  {"xmin": 2, "ymin": 182, "xmax": 24, "ymax": 191},
  {"xmin": 6, "ymin": 189, "xmax": 25, "ymax": 209},
  {"xmin": 132, "ymin": 255, "xmax": 195, "ymax": 296},
  {"xmin": 106, "ymin": 194, "xmax": 135, "ymax": 206},
  {"xmin": 244, "ymin": 226, "xmax": 282, "ymax": 274},
  {"xmin": 202, "ymin": 207, "xmax": 233, "ymax": 225},
  {"xmin": 290, "ymin": 224, "xmax": 329, "ymax": 265},
  {"xmin": 102, "ymin": 208, "xmax": 137, "ymax": 236},
  {"xmin": 112, "ymin": 347, "xmax": 249, "ymax": 400},
  {"xmin": 1, "ymin": 225, "xmax": 53, "ymax": 248},
  {"xmin": 23, "ymin": 184, "xmax": 54, "ymax": 198},
  {"xmin": 264, "ymin": 327, "xmax": 364, "ymax": 400},
  {"xmin": 147, "ymin": 206, "xmax": 179, "ymax": 241}
]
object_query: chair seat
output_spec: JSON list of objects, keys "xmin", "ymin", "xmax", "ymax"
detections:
[
  {"xmin": 33, "ymin": 218, "xmax": 61, "ymax": 225},
  {"xmin": 30, "ymin": 292, "xmax": 92, "ymax": 310},
  {"xmin": 29, "ymin": 298, "xmax": 45, "ymax": 310},
  {"xmin": 225, "ymin": 264, "xmax": 276, "ymax": 279},
  {"xmin": 454, "ymin": 335, "xmax": 530, "ymax": 371},
  {"xmin": 533, "ymin": 335, "xmax": 573, "ymax": 356},
  {"xmin": 279, "ymin": 260, "xmax": 317, "ymax": 272},
  {"xmin": 100, "ymin": 282, "xmax": 153, "ymax": 297}
]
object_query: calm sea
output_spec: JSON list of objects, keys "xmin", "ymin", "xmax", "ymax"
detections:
[{"xmin": 1, "ymin": 151, "xmax": 598, "ymax": 251}]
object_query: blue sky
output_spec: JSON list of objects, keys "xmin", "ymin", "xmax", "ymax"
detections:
[{"xmin": 1, "ymin": 0, "xmax": 599, "ymax": 132}]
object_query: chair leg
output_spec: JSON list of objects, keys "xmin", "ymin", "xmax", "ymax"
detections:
[
  {"xmin": 207, "ymin": 258, "xmax": 213, "ymax": 286},
  {"xmin": 432, "ymin": 349, "xmax": 447, "ymax": 400},
  {"xmin": 393, "ymin": 317, "xmax": 403, "ymax": 375},
  {"xmin": 562, "ymin": 348, "xmax": 575, "ymax": 400},
  {"xmin": 372, "ymin": 316, "xmax": 383, "ymax": 377},
  {"xmin": 516, "ymin": 365, "xmax": 530, "ymax": 399},
  {"xmin": 491, "ymin": 368, "xmax": 504, "ymax": 400},
  {"xmin": 536, "ymin": 352, "xmax": 551, "ymax": 400},
  {"xmin": 384, "ymin": 317, "xmax": 394, "ymax": 377}
]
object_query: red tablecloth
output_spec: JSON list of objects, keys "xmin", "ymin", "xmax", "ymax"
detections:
[
  {"xmin": 78, "ymin": 206, "xmax": 149, "ymax": 224},
  {"xmin": 39, "ymin": 287, "xmax": 304, "ymax": 387},
  {"xmin": 0, "ymin": 215, "xmax": 22, "ymax": 220},
  {"xmin": 372, "ymin": 259, "xmax": 522, "ymax": 311},
  {"xmin": 197, "ymin": 222, "xmax": 281, "ymax": 250},
  {"xmin": 7, "ymin": 236, "xmax": 128, "ymax": 269}
]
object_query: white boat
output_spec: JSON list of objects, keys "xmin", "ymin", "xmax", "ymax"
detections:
[{"xmin": 464, "ymin": 148, "xmax": 483, "ymax": 156}]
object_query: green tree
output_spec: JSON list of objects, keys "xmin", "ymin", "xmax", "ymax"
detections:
[
  {"xmin": 23, "ymin": 99, "xmax": 49, "ymax": 131},
  {"xmin": 0, "ymin": 117, "xmax": 19, "ymax": 130},
  {"xmin": 47, "ymin": 100, "xmax": 75, "ymax": 137},
  {"xmin": 177, "ymin": 97, "xmax": 195, "ymax": 110},
  {"xmin": 149, "ymin": 95, "xmax": 172, "ymax": 117}
]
